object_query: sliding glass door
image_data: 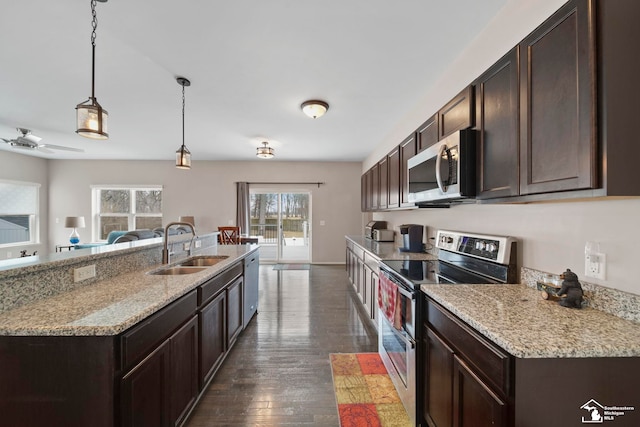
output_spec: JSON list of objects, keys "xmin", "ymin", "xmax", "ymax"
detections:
[{"xmin": 249, "ymin": 191, "xmax": 311, "ymax": 263}]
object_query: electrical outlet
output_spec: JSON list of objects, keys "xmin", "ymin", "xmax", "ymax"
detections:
[
  {"xmin": 195, "ymin": 240, "xmax": 202, "ymax": 248},
  {"xmin": 74, "ymin": 264, "xmax": 96, "ymax": 282},
  {"xmin": 585, "ymin": 252, "xmax": 606, "ymax": 280},
  {"xmin": 183, "ymin": 242, "xmax": 191, "ymax": 251}
]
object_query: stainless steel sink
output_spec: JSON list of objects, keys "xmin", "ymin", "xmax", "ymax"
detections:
[
  {"xmin": 149, "ymin": 266, "xmax": 208, "ymax": 275},
  {"xmin": 178, "ymin": 255, "xmax": 229, "ymax": 267}
]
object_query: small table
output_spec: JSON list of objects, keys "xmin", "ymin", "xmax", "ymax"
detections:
[{"xmin": 55, "ymin": 244, "xmax": 76, "ymax": 252}]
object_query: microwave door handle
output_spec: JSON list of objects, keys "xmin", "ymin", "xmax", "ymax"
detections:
[{"xmin": 435, "ymin": 144, "xmax": 447, "ymax": 192}]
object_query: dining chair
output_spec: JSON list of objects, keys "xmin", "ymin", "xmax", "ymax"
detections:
[{"xmin": 218, "ymin": 226, "xmax": 240, "ymax": 244}]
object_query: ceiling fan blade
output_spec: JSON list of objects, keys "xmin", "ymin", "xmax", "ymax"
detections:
[
  {"xmin": 39, "ymin": 144, "xmax": 84, "ymax": 153},
  {"xmin": 36, "ymin": 147, "xmax": 55, "ymax": 154}
]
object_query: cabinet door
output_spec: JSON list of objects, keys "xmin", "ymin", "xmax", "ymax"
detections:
[
  {"xmin": 370, "ymin": 270, "xmax": 378, "ymax": 324},
  {"xmin": 519, "ymin": 0, "xmax": 596, "ymax": 195},
  {"xmin": 121, "ymin": 340, "xmax": 171, "ymax": 427},
  {"xmin": 399, "ymin": 133, "xmax": 417, "ymax": 207},
  {"xmin": 370, "ymin": 163, "xmax": 380, "ymax": 210},
  {"xmin": 452, "ymin": 355, "xmax": 507, "ymax": 427},
  {"xmin": 199, "ymin": 291, "xmax": 226, "ymax": 388},
  {"xmin": 388, "ymin": 147, "xmax": 400, "ymax": 209},
  {"xmin": 363, "ymin": 264, "xmax": 373, "ymax": 317},
  {"xmin": 475, "ymin": 47, "xmax": 520, "ymax": 199},
  {"xmin": 227, "ymin": 276, "xmax": 244, "ymax": 348},
  {"xmin": 170, "ymin": 315, "xmax": 199, "ymax": 427},
  {"xmin": 361, "ymin": 173, "xmax": 368, "ymax": 212},
  {"xmin": 439, "ymin": 86, "xmax": 474, "ymax": 139},
  {"xmin": 424, "ymin": 328, "xmax": 454, "ymax": 427},
  {"xmin": 378, "ymin": 157, "xmax": 389, "ymax": 210},
  {"xmin": 418, "ymin": 114, "xmax": 439, "ymax": 153}
]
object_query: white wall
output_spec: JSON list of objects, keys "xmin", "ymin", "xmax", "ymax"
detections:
[
  {"xmin": 47, "ymin": 159, "xmax": 363, "ymax": 263},
  {"xmin": 0, "ymin": 151, "xmax": 48, "ymax": 259}
]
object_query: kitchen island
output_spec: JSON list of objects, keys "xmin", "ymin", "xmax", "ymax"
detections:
[
  {"xmin": 0, "ymin": 242, "xmax": 260, "ymax": 427},
  {"xmin": 421, "ymin": 283, "xmax": 640, "ymax": 427}
]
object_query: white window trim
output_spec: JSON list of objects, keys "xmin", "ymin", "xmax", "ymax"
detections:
[
  {"xmin": 91, "ymin": 185, "xmax": 163, "ymax": 242},
  {"xmin": 0, "ymin": 179, "xmax": 40, "ymax": 248}
]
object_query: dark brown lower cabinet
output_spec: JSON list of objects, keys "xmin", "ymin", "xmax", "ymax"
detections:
[
  {"xmin": 424, "ymin": 328, "xmax": 454, "ymax": 427},
  {"xmin": 423, "ymin": 296, "xmax": 640, "ymax": 427},
  {"xmin": 227, "ymin": 276, "xmax": 244, "ymax": 348},
  {"xmin": 199, "ymin": 291, "xmax": 227, "ymax": 388},
  {"xmin": 452, "ymin": 356, "xmax": 507, "ymax": 427},
  {"xmin": 121, "ymin": 315, "xmax": 199, "ymax": 427}
]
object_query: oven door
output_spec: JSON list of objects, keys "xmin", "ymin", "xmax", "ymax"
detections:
[{"xmin": 377, "ymin": 270, "xmax": 417, "ymax": 425}]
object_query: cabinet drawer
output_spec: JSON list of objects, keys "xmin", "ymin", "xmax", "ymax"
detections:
[
  {"xmin": 426, "ymin": 298, "xmax": 511, "ymax": 396},
  {"xmin": 364, "ymin": 253, "xmax": 379, "ymax": 271},
  {"xmin": 121, "ymin": 290, "xmax": 197, "ymax": 371},
  {"xmin": 198, "ymin": 262, "xmax": 242, "ymax": 306}
]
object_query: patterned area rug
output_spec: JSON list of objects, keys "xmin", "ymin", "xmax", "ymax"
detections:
[
  {"xmin": 330, "ymin": 353, "xmax": 412, "ymax": 427},
  {"xmin": 272, "ymin": 263, "xmax": 310, "ymax": 270}
]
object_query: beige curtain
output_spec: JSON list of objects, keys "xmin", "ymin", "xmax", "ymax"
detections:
[{"xmin": 236, "ymin": 182, "xmax": 250, "ymax": 235}]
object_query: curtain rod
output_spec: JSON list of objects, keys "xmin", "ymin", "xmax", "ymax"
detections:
[{"xmin": 239, "ymin": 181, "xmax": 326, "ymax": 188}]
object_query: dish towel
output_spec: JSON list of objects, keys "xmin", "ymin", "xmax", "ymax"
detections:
[{"xmin": 378, "ymin": 272, "xmax": 401, "ymax": 329}]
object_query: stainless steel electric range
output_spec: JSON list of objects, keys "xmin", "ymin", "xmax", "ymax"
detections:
[{"xmin": 378, "ymin": 229, "xmax": 517, "ymax": 426}]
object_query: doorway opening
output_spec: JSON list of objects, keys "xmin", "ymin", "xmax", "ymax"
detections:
[{"xmin": 249, "ymin": 191, "xmax": 311, "ymax": 263}]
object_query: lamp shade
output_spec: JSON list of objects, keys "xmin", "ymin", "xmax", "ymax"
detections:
[{"xmin": 65, "ymin": 216, "xmax": 86, "ymax": 228}]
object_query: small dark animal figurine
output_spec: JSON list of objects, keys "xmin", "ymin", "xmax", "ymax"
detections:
[{"xmin": 557, "ymin": 269, "xmax": 584, "ymax": 309}]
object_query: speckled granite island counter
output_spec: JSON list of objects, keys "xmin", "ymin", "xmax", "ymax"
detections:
[
  {"xmin": 0, "ymin": 238, "xmax": 260, "ymax": 427},
  {"xmin": 420, "ymin": 283, "xmax": 640, "ymax": 427},
  {"xmin": 0, "ymin": 244, "xmax": 258, "ymax": 336}
]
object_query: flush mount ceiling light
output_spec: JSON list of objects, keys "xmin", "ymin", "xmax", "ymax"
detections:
[
  {"xmin": 301, "ymin": 100, "xmax": 329, "ymax": 119},
  {"xmin": 76, "ymin": 0, "xmax": 109, "ymax": 140},
  {"xmin": 175, "ymin": 77, "xmax": 192, "ymax": 169},
  {"xmin": 256, "ymin": 141, "xmax": 275, "ymax": 159}
]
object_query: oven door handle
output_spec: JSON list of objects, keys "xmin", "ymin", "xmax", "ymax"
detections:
[
  {"xmin": 381, "ymin": 315, "xmax": 416, "ymax": 350},
  {"xmin": 381, "ymin": 270, "xmax": 415, "ymax": 300}
]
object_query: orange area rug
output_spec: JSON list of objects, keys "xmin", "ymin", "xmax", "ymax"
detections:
[{"xmin": 330, "ymin": 353, "xmax": 412, "ymax": 427}]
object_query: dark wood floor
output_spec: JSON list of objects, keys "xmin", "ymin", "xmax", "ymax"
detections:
[{"xmin": 185, "ymin": 265, "xmax": 378, "ymax": 427}]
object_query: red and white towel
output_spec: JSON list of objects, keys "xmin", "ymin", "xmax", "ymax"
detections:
[{"xmin": 378, "ymin": 272, "xmax": 402, "ymax": 330}]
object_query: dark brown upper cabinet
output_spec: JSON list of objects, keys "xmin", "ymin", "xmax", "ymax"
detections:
[
  {"xmin": 439, "ymin": 85, "xmax": 474, "ymax": 140},
  {"xmin": 519, "ymin": 0, "xmax": 596, "ymax": 195},
  {"xmin": 387, "ymin": 146, "xmax": 400, "ymax": 209},
  {"xmin": 417, "ymin": 113, "xmax": 439, "ymax": 153},
  {"xmin": 360, "ymin": 174, "xmax": 368, "ymax": 212},
  {"xmin": 475, "ymin": 47, "xmax": 520, "ymax": 200},
  {"xmin": 399, "ymin": 133, "xmax": 417, "ymax": 207},
  {"xmin": 377, "ymin": 157, "xmax": 389, "ymax": 210},
  {"xmin": 370, "ymin": 163, "xmax": 380, "ymax": 211}
]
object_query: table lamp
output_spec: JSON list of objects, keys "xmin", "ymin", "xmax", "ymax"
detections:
[{"xmin": 65, "ymin": 216, "xmax": 86, "ymax": 244}]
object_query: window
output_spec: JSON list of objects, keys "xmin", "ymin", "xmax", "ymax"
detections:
[
  {"xmin": 92, "ymin": 186, "xmax": 163, "ymax": 241},
  {"xmin": 0, "ymin": 180, "xmax": 40, "ymax": 247}
]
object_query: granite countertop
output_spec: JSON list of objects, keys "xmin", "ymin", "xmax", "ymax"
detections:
[
  {"xmin": 0, "ymin": 245, "xmax": 258, "ymax": 337},
  {"xmin": 422, "ymin": 283, "xmax": 640, "ymax": 359},
  {"xmin": 346, "ymin": 235, "xmax": 436, "ymax": 261}
]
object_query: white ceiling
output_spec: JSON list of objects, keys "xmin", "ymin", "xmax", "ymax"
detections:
[{"xmin": 0, "ymin": 0, "xmax": 508, "ymax": 162}]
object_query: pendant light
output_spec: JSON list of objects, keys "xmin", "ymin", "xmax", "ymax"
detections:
[
  {"xmin": 176, "ymin": 77, "xmax": 192, "ymax": 169},
  {"xmin": 256, "ymin": 141, "xmax": 275, "ymax": 159},
  {"xmin": 76, "ymin": 0, "xmax": 109, "ymax": 139},
  {"xmin": 301, "ymin": 100, "xmax": 329, "ymax": 119}
]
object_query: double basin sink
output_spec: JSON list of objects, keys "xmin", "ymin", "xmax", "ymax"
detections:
[{"xmin": 148, "ymin": 255, "xmax": 229, "ymax": 275}]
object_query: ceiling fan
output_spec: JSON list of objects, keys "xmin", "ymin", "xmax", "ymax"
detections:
[{"xmin": 1, "ymin": 128, "xmax": 84, "ymax": 154}]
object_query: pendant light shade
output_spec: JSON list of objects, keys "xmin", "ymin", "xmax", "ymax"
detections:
[
  {"xmin": 301, "ymin": 100, "xmax": 329, "ymax": 119},
  {"xmin": 176, "ymin": 77, "xmax": 192, "ymax": 169},
  {"xmin": 256, "ymin": 141, "xmax": 275, "ymax": 159},
  {"xmin": 76, "ymin": 0, "xmax": 109, "ymax": 140}
]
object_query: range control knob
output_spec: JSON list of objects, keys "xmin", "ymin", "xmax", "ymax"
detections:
[
  {"xmin": 445, "ymin": 236, "xmax": 454, "ymax": 244},
  {"xmin": 475, "ymin": 241, "xmax": 486, "ymax": 251},
  {"xmin": 487, "ymin": 243, "xmax": 497, "ymax": 252}
]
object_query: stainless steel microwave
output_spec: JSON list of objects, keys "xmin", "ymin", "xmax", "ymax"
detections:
[{"xmin": 407, "ymin": 129, "xmax": 477, "ymax": 204}]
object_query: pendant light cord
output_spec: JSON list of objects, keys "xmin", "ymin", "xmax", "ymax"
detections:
[
  {"xmin": 90, "ymin": 0, "xmax": 98, "ymax": 101},
  {"xmin": 182, "ymin": 83, "xmax": 186, "ymax": 148}
]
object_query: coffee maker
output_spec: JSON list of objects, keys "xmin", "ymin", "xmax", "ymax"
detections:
[{"xmin": 399, "ymin": 224, "xmax": 424, "ymax": 252}]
